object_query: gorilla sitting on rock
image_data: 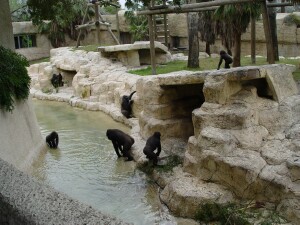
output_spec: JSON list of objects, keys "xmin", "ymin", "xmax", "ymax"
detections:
[
  {"xmin": 51, "ymin": 73, "xmax": 64, "ymax": 88},
  {"xmin": 106, "ymin": 129, "xmax": 134, "ymax": 161}
]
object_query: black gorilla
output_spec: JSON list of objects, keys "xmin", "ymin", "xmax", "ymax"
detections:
[
  {"xmin": 51, "ymin": 73, "xmax": 64, "ymax": 88},
  {"xmin": 46, "ymin": 131, "xmax": 59, "ymax": 148},
  {"xmin": 121, "ymin": 91, "xmax": 136, "ymax": 118},
  {"xmin": 106, "ymin": 129, "xmax": 135, "ymax": 161},
  {"xmin": 143, "ymin": 132, "xmax": 161, "ymax": 166},
  {"xmin": 217, "ymin": 50, "xmax": 233, "ymax": 70}
]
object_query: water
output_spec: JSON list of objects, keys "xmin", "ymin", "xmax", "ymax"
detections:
[{"xmin": 28, "ymin": 99, "xmax": 174, "ymax": 225}]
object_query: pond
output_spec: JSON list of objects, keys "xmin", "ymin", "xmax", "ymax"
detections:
[{"xmin": 27, "ymin": 99, "xmax": 176, "ymax": 225}]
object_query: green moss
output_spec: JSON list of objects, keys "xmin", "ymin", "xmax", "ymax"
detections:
[
  {"xmin": 155, "ymin": 155, "xmax": 183, "ymax": 172},
  {"xmin": 0, "ymin": 46, "xmax": 31, "ymax": 112},
  {"xmin": 72, "ymin": 45, "xmax": 99, "ymax": 52}
]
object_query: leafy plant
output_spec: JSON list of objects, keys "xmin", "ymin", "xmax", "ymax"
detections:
[
  {"xmin": 0, "ymin": 46, "xmax": 31, "ymax": 112},
  {"xmin": 283, "ymin": 13, "xmax": 300, "ymax": 27},
  {"xmin": 196, "ymin": 203, "xmax": 251, "ymax": 225}
]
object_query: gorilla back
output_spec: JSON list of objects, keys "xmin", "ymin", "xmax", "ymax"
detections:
[{"xmin": 106, "ymin": 129, "xmax": 135, "ymax": 161}]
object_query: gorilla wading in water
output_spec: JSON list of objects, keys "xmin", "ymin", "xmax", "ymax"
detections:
[
  {"xmin": 143, "ymin": 132, "xmax": 161, "ymax": 166},
  {"xmin": 121, "ymin": 91, "xmax": 136, "ymax": 118},
  {"xmin": 217, "ymin": 50, "xmax": 233, "ymax": 70},
  {"xmin": 46, "ymin": 131, "xmax": 59, "ymax": 148},
  {"xmin": 106, "ymin": 129, "xmax": 134, "ymax": 161},
  {"xmin": 51, "ymin": 73, "xmax": 64, "ymax": 88}
]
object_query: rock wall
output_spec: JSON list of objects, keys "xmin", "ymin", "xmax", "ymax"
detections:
[
  {"xmin": 0, "ymin": 158, "xmax": 131, "ymax": 225},
  {"xmin": 0, "ymin": 97, "xmax": 44, "ymax": 171},
  {"xmin": 28, "ymin": 48, "xmax": 300, "ymax": 224}
]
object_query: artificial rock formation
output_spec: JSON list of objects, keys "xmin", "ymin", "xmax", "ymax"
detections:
[{"xmin": 28, "ymin": 47, "xmax": 300, "ymax": 224}]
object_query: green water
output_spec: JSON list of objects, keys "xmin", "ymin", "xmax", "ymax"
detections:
[{"xmin": 29, "ymin": 99, "xmax": 174, "ymax": 225}]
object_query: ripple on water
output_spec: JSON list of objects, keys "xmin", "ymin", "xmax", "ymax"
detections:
[{"xmin": 29, "ymin": 100, "xmax": 175, "ymax": 225}]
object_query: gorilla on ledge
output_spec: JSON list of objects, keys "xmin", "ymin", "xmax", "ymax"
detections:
[
  {"xmin": 106, "ymin": 129, "xmax": 134, "ymax": 161},
  {"xmin": 46, "ymin": 131, "xmax": 59, "ymax": 148},
  {"xmin": 217, "ymin": 50, "xmax": 233, "ymax": 70},
  {"xmin": 143, "ymin": 132, "xmax": 161, "ymax": 166},
  {"xmin": 121, "ymin": 91, "xmax": 136, "ymax": 118}
]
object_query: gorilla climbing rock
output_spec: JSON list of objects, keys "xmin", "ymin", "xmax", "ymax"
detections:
[
  {"xmin": 121, "ymin": 91, "xmax": 136, "ymax": 118},
  {"xmin": 143, "ymin": 132, "xmax": 161, "ymax": 166},
  {"xmin": 46, "ymin": 131, "xmax": 59, "ymax": 148},
  {"xmin": 106, "ymin": 129, "xmax": 135, "ymax": 161}
]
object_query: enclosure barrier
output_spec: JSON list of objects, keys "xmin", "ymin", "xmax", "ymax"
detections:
[{"xmin": 0, "ymin": 158, "xmax": 131, "ymax": 225}]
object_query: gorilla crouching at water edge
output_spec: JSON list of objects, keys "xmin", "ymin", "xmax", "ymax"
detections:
[
  {"xmin": 121, "ymin": 91, "xmax": 136, "ymax": 118},
  {"xmin": 143, "ymin": 132, "xmax": 161, "ymax": 166},
  {"xmin": 46, "ymin": 131, "xmax": 59, "ymax": 148},
  {"xmin": 106, "ymin": 129, "xmax": 135, "ymax": 161}
]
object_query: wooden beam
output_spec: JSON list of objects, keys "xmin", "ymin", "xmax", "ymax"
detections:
[{"xmin": 137, "ymin": 0, "xmax": 264, "ymax": 15}]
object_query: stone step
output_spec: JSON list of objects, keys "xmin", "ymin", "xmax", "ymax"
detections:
[{"xmin": 159, "ymin": 168, "xmax": 235, "ymax": 218}]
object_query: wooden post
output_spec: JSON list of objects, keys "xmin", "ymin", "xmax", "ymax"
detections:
[
  {"xmin": 261, "ymin": 1, "xmax": 275, "ymax": 64},
  {"xmin": 94, "ymin": 3, "xmax": 101, "ymax": 45},
  {"xmin": 76, "ymin": 5, "xmax": 89, "ymax": 48},
  {"xmin": 251, "ymin": 15, "xmax": 256, "ymax": 64},
  {"xmin": 116, "ymin": 9, "xmax": 121, "ymax": 43},
  {"xmin": 148, "ymin": 1, "xmax": 156, "ymax": 75}
]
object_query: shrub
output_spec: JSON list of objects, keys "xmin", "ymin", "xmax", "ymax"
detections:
[{"xmin": 0, "ymin": 46, "xmax": 31, "ymax": 112}]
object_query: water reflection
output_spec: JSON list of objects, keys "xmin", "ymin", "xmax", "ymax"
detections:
[{"xmin": 29, "ymin": 99, "xmax": 174, "ymax": 225}]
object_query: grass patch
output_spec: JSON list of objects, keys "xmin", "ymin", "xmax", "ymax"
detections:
[
  {"xmin": 29, "ymin": 57, "xmax": 50, "ymax": 65},
  {"xmin": 73, "ymin": 45, "xmax": 99, "ymax": 52},
  {"xmin": 138, "ymin": 155, "xmax": 183, "ymax": 175},
  {"xmin": 129, "ymin": 56, "xmax": 300, "ymax": 81},
  {"xmin": 195, "ymin": 202, "xmax": 287, "ymax": 225}
]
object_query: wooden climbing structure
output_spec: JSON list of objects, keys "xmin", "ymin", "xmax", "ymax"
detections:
[{"xmin": 75, "ymin": 0, "xmax": 120, "ymax": 47}]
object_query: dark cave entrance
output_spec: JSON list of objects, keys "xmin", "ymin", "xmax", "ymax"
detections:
[{"xmin": 161, "ymin": 83, "xmax": 205, "ymax": 140}]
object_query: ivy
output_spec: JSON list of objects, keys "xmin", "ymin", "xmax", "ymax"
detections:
[{"xmin": 0, "ymin": 46, "xmax": 31, "ymax": 112}]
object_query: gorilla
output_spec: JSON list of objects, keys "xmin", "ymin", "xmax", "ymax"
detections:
[
  {"xmin": 217, "ymin": 50, "xmax": 233, "ymax": 70},
  {"xmin": 46, "ymin": 131, "xmax": 59, "ymax": 148},
  {"xmin": 121, "ymin": 91, "xmax": 136, "ymax": 118},
  {"xmin": 143, "ymin": 132, "xmax": 161, "ymax": 166},
  {"xmin": 106, "ymin": 129, "xmax": 134, "ymax": 161},
  {"xmin": 51, "ymin": 73, "xmax": 64, "ymax": 88}
]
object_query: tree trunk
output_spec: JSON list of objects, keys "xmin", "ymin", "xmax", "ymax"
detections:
[
  {"xmin": 0, "ymin": 0, "xmax": 15, "ymax": 50},
  {"xmin": 205, "ymin": 42, "xmax": 210, "ymax": 56},
  {"xmin": 233, "ymin": 32, "xmax": 241, "ymax": 67},
  {"xmin": 268, "ymin": 1, "xmax": 279, "ymax": 61},
  {"xmin": 261, "ymin": 1, "xmax": 275, "ymax": 64},
  {"xmin": 187, "ymin": 12, "xmax": 199, "ymax": 68},
  {"xmin": 251, "ymin": 14, "xmax": 256, "ymax": 64}
]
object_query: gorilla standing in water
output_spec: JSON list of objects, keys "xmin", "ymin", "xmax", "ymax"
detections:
[
  {"xmin": 106, "ymin": 129, "xmax": 134, "ymax": 161},
  {"xmin": 217, "ymin": 50, "xmax": 233, "ymax": 70},
  {"xmin": 46, "ymin": 131, "xmax": 59, "ymax": 148},
  {"xmin": 143, "ymin": 132, "xmax": 161, "ymax": 166},
  {"xmin": 121, "ymin": 91, "xmax": 136, "ymax": 118}
]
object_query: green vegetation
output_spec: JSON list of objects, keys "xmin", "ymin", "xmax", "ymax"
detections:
[
  {"xmin": 156, "ymin": 155, "xmax": 183, "ymax": 172},
  {"xmin": 0, "ymin": 46, "xmax": 31, "ymax": 112},
  {"xmin": 138, "ymin": 155, "xmax": 183, "ymax": 174},
  {"xmin": 72, "ymin": 45, "xmax": 99, "ymax": 52},
  {"xmin": 283, "ymin": 13, "xmax": 300, "ymax": 26},
  {"xmin": 195, "ymin": 202, "xmax": 287, "ymax": 225},
  {"xmin": 129, "ymin": 56, "xmax": 300, "ymax": 81},
  {"xmin": 29, "ymin": 57, "xmax": 50, "ymax": 65}
]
